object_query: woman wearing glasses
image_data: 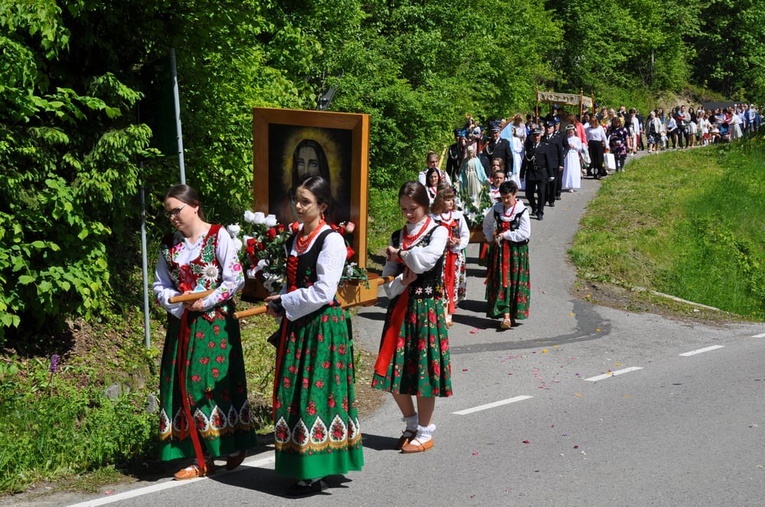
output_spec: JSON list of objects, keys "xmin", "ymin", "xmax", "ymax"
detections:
[{"xmin": 153, "ymin": 184, "xmax": 256, "ymax": 480}]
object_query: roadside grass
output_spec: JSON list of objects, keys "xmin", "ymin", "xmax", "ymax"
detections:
[{"xmin": 570, "ymin": 137, "xmax": 765, "ymax": 319}]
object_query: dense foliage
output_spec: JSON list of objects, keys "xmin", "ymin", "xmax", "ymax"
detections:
[{"xmin": 1, "ymin": 0, "xmax": 763, "ymax": 342}]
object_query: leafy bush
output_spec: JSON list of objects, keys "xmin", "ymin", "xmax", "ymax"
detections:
[{"xmin": 0, "ymin": 357, "xmax": 155, "ymax": 494}]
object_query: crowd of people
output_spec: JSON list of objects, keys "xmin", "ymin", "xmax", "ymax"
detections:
[
  {"xmin": 445, "ymin": 102, "xmax": 761, "ymax": 216},
  {"xmin": 149, "ymin": 99, "xmax": 759, "ymax": 496}
]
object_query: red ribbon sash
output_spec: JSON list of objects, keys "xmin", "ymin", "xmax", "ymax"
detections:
[
  {"xmin": 373, "ymin": 289, "xmax": 410, "ymax": 377},
  {"xmin": 177, "ymin": 310, "xmax": 208, "ymax": 472},
  {"xmin": 443, "ymin": 249, "xmax": 457, "ymax": 313}
]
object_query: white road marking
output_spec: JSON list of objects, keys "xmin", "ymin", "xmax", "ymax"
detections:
[
  {"xmin": 584, "ymin": 366, "xmax": 643, "ymax": 382},
  {"xmin": 752, "ymin": 332, "xmax": 765, "ymax": 338},
  {"xmin": 66, "ymin": 455, "xmax": 275, "ymax": 507},
  {"xmin": 679, "ymin": 345, "xmax": 725, "ymax": 356},
  {"xmin": 452, "ymin": 395, "xmax": 533, "ymax": 415}
]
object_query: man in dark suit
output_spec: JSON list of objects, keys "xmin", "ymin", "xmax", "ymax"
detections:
[
  {"xmin": 521, "ymin": 128, "xmax": 555, "ymax": 221},
  {"xmin": 480, "ymin": 122, "xmax": 514, "ymax": 177},
  {"xmin": 445, "ymin": 129, "xmax": 466, "ymax": 183},
  {"xmin": 543, "ymin": 120, "xmax": 565, "ymax": 206}
]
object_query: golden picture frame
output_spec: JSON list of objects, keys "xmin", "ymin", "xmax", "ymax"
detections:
[{"xmin": 252, "ymin": 107, "xmax": 370, "ymax": 270}]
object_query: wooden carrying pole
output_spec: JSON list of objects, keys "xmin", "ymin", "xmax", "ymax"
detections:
[
  {"xmin": 169, "ymin": 289, "xmax": 214, "ymax": 304},
  {"xmin": 233, "ymin": 275, "xmax": 395, "ymax": 320}
]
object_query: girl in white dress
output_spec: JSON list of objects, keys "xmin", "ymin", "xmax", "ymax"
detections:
[{"xmin": 562, "ymin": 125, "xmax": 583, "ymax": 191}]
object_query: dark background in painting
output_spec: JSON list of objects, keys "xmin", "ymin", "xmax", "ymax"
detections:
[{"xmin": 267, "ymin": 124, "xmax": 352, "ymax": 225}]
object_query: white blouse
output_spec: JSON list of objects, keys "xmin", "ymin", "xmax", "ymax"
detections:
[
  {"xmin": 381, "ymin": 218, "xmax": 448, "ymax": 300},
  {"xmin": 585, "ymin": 124, "xmax": 608, "ymax": 143},
  {"xmin": 280, "ymin": 224, "xmax": 346, "ymax": 322},
  {"xmin": 482, "ymin": 200, "xmax": 531, "ymax": 243},
  {"xmin": 432, "ymin": 210, "xmax": 470, "ymax": 253}
]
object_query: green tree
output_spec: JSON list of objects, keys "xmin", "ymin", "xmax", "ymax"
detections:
[{"xmin": 0, "ymin": 1, "xmax": 153, "ymax": 344}]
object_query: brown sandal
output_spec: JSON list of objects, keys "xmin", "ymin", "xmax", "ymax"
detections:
[
  {"xmin": 173, "ymin": 461, "xmax": 215, "ymax": 480},
  {"xmin": 401, "ymin": 437, "xmax": 434, "ymax": 454},
  {"xmin": 395, "ymin": 429, "xmax": 417, "ymax": 450}
]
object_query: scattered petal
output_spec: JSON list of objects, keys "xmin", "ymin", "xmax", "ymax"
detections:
[
  {"xmin": 462, "ymin": 368, "xmax": 469, "ymax": 372},
  {"xmin": 541, "ymin": 349, "xmax": 548, "ymax": 353},
  {"xmin": 569, "ymin": 312, "xmax": 575, "ymax": 317},
  {"xmin": 573, "ymin": 445, "xmax": 579, "ymax": 449},
  {"xmin": 472, "ymin": 451, "xmax": 480, "ymax": 456},
  {"xmin": 469, "ymin": 327, "xmax": 481, "ymax": 334},
  {"xmin": 575, "ymin": 393, "xmax": 582, "ymax": 397},
  {"xmin": 596, "ymin": 328, "xmax": 601, "ymax": 332},
  {"xmin": 522, "ymin": 440, "xmax": 531, "ymax": 444},
  {"xmin": 615, "ymin": 362, "xmax": 621, "ymax": 367}
]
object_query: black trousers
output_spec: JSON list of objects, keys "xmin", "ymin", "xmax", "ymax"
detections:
[
  {"xmin": 588, "ymin": 140, "xmax": 605, "ymax": 177},
  {"xmin": 525, "ymin": 178, "xmax": 547, "ymax": 216},
  {"xmin": 548, "ymin": 167, "xmax": 563, "ymax": 203}
]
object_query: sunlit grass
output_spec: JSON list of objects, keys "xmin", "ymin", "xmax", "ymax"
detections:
[{"xmin": 571, "ymin": 137, "xmax": 765, "ymax": 319}]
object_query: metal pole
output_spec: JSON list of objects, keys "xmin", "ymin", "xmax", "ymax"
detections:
[
  {"xmin": 170, "ymin": 48, "xmax": 186, "ymax": 184},
  {"xmin": 140, "ymin": 181, "xmax": 152, "ymax": 348}
]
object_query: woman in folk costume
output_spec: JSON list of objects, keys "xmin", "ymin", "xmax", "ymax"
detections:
[
  {"xmin": 482, "ymin": 180, "xmax": 531, "ymax": 330},
  {"xmin": 425, "ymin": 166, "xmax": 444, "ymax": 205},
  {"xmin": 431, "ymin": 187, "xmax": 470, "ymax": 328},
  {"xmin": 562, "ymin": 124, "xmax": 583, "ymax": 192},
  {"xmin": 372, "ymin": 181, "xmax": 452, "ymax": 454},
  {"xmin": 265, "ymin": 176, "xmax": 363, "ymax": 496},
  {"xmin": 153, "ymin": 184, "xmax": 255, "ymax": 480}
]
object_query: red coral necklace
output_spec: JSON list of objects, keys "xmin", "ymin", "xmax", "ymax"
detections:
[
  {"xmin": 403, "ymin": 216, "xmax": 431, "ymax": 249},
  {"xmin": 295, "ymin": 220, "xmax": 325, "ymax": 254},
  {"xmin": 503, "ymin": 202, "xmax": 517, "ymax": 217}
]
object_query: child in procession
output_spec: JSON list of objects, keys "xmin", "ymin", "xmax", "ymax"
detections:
[
  {"xmin": 371, "ymin": 181, "xmax": 452, "ymax": 454},
  {"xmin": 482, "ymin": 180, "xmax": 531, "ymax": 330}
]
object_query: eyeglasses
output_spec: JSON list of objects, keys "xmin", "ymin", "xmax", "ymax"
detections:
[{"xmin": 164, "ymin": 204, "xmax": 188, "ymax": 218}]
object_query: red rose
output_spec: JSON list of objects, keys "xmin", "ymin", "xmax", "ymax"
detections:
[
  {"xmin": 266, "ymin": 227, "xmax": 277, "ymax": 240},
  {"xmin": 277, "ymin": 223, "xmax": 286, "ymax": 233},
  {"xmin": 346, "ymin": 246, "xmax": 355, "ymax": 260},
  {"xmin": 290, "ymin": 221, "xmax": 300, "ymax": 233}
]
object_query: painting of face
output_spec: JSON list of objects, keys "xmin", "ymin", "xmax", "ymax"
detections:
[{"xmin": 296, "ymin": 145, "xmax": 321, "ymax": 179}]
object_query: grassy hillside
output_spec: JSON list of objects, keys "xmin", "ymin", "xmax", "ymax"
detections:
[{"xmin": 570, "ymin": 137, "xmax": 765, "ymax": 318}]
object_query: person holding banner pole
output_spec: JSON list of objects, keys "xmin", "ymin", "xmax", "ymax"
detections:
[
  {"xmin": 153, "ymin": 184, "xmax": 255, "ymax": 480},
  {"xmin": 372, "ymin": 181, "xmax": 452, "ymax": 454},
  {"xmin": 264, "ymin": 175, "xmax": 364, "ymax": 496}
]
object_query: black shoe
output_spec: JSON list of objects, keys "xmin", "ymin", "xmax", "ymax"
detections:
[
  {"xmin": 548, "ymin": 202, "xmax": 555, "ymax": 208},
  {"xmin": 530, "ymin": 208, "xmax": 537, "ymax": 216},
  {"xmin": 287, "ymin": 479, "xmax": 328, "ymax": 497},
  {"xmin": 556, "ymin": 196, "xmax": 562, "ymax": 200},
  {"xmin": 537, "ymin": 214, "xmax": 544, "ymax": 221}
]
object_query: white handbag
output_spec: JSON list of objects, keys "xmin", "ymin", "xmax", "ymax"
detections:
[{"xmin": 605, "ymin": 152, "xmax": 616, "ymax": 170}]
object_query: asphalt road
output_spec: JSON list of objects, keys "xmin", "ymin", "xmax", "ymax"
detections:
[{"xmin": 12, "ymin": 163, "xmax": 765, "ymax": 507}]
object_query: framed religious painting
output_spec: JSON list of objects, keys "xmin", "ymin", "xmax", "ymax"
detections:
[{"xmin": 252, "ymin": 107, "xmax": 370, "ymax": 270}]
